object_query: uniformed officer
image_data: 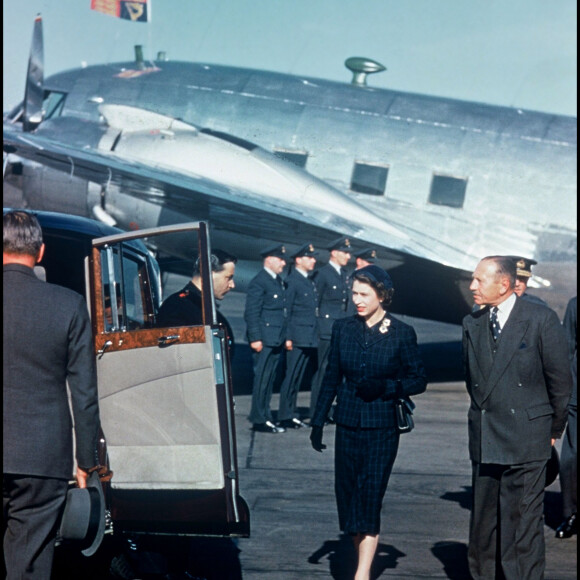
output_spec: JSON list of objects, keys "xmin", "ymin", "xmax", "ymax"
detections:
[
  {"xmin": 157, "ymin": 249, "xmax": 237, "ymax": 354},
  {"xmin": 353, "ymin": 247, "xmax": 377, "ymax": 270},
  {"xmin": 508, "ymin": 256, "xmax": 548, "ymax": 306},
  {"xmin": 277, "ymin": 243, "xmax": 319, "ymax": 429},
  {"xmin": 245, "ymin": 244, "xmax": 288, "ymax": 433},
  {"xmin": 309, "ymin": 236, "xmax": 352, "ymax": 418}
]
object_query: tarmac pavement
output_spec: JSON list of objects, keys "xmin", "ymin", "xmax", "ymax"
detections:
[{"xmin": 225, "ymin": 384, "xmax": 577, "ymax": 580}]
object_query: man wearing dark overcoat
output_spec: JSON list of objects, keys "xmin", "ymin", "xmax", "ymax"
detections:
[
  {"xmin": 3, "ymin": 210, "xmax": 102, "ymax": 578},
  {"xmin": 245, "ymin": 244, "xmax": 288, "ymax": 433},
  {"xmin": 462, "ymin": 255, "xmax": 572, "ymax": 580},
  {"xmin": 277, "ymin": 243, "xmax": 319, "ymax": 429}
]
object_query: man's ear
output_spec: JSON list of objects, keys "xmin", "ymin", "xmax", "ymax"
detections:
[
  {"xmin": 499, "ymin": 275, "xmax": 510, "ymax": 296},
  {"xmin": 36, "ymin": 243, "xmax": 45, "ymax": 264}
]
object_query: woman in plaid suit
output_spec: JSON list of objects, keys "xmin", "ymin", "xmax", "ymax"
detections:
[{"xmin": 310, "ymin": 265, "xmax": 427, "ymax": 580}]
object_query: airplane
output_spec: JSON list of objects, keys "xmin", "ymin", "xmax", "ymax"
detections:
[{"xmin": 4, "ymin": 16, "xmax": 577, "ymax": 323}]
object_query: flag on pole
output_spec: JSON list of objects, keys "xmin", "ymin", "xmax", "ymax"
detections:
[{"xmin": 91, "ymin": 0, "xmax": 149, "ymax": 23}]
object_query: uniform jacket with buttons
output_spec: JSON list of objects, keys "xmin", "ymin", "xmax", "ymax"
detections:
[
  {"xmin": 244, "ymin": 268, "xmax": 287, "ymax": 346},
  {"xmin": 313, "ymin": 263, "xmax": 350, "ymax": 340},
  {"xmin": 285, "ymin": 269, "xmax": 319, "ymax": 348},
  {"xmin": 157, "ymin": 281, "xmax": 235, "ymax": 356},
  {"xmin": 462, "ymin": 296, "xmax": 572, "ymax": 464},
  {"xmin": 311, "ymin": 314, "xmax": 427, "ymax": 428}
]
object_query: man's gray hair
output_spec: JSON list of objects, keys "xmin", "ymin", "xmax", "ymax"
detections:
[{"xmin": 482, "ymin": 255, "xmax": 516, "ymax": 289}]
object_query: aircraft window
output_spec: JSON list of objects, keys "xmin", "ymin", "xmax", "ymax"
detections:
[
  {"xmin": 429, "ymin": 174, "xmax": 467, "ymax": 209},
  {"xmin": 273, "ymin": 149, "xmax": 308, "ymax": 168},
  {"xmin": 42, "ymin": 91, "xmax": 66, "ymax": 120},
  {"xmin": 350, "ymin": 162, "xmax": 389, "ymax": 196}
]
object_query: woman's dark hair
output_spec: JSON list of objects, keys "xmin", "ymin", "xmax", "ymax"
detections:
[
  {"xmin": 3, "ymin": 210, "xmax": 43, "ymax": 256},
  {"xmin": 353, "ymin": 267, "xmax": 395, "ymax": 307}
]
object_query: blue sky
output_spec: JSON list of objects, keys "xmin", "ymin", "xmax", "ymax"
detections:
[{"xmin": 3, "ymin": 0, "xmax": 577, "ymax": 116}]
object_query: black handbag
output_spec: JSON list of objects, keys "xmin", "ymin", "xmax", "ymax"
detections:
[{"xmin": 395, "ymin": 381, "xmax": 415, "ymax": 434}]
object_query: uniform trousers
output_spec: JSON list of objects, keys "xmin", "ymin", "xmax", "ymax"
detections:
[
  {"xmin": 248, "ymin": 344, "xmax": 284, "ymax": 425},
  {"xmin": 3, "ymin": 474, "xmax": 69, "ymax": 580},
  {"xmin": 559, "ymin": 403, "xmax": 577, "ymax": 518},
  {"xmin": 278, "ymin": 346, "xmax": 317, "ymax": 422},
  {"xmin": 468, "ymin": 460, "xmax": 547, "ymax": 580},
  {"xmin": 309, "ymin": 339, "xmax": 331, "ymax": 418}
]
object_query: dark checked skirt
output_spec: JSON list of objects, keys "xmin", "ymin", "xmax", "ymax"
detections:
[{"xmin": 334, "ymin": 424, "xmax": 400, "ymax": 535}]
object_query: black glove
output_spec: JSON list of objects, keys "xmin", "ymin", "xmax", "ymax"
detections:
[
  {"xmin": 310, "ymin": 426, "xmax": 326, "ymax": 452},
  {"xmin": 355, "ymin": 380, "xmax": 386, "ymax": 402}
]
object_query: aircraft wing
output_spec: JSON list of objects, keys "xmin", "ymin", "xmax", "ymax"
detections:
[
  {"xmin": 3, "ymin": 113, "xmax": 474, "ymax": 324},
  {"xmin": 3, "ymin": 116, "xmax": 397, "ymax": 249}
]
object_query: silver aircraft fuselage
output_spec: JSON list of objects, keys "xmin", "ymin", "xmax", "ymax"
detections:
[{"xmin": 4, "ymin": 51, "xmax": 576, "ymax": 320}]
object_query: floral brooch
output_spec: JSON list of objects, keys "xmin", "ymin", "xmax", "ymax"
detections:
[{"xmin": 379, "ymin": 317, "xmax": 391, "ymax": 334}]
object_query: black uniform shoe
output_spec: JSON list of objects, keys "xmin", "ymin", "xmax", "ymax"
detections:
[
  {"xmin": 555, "ymin": 512, "xmax": 577, "ymax": 538},
  {"xmin": 253, "ymin": 421, "xmax": 286, "ymax": 433},
  {"xmin": 279, "ymin": 418, "xmax": 309, "ymax": 429}
]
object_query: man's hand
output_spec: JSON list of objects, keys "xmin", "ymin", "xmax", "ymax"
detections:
[
  {"xmin": 76, "ymin": 466, "xmax": 90, "ymax": 489},
  {"xmin": 310, "ymin": 426, "xmax": 326, "ymax": 452},
  {"xmin": 250, "ymin": 340, "xmax": 263, "ymax": 353}
]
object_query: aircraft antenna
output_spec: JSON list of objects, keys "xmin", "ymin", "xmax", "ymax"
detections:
[
  {"xmin": 134, "ymin": 45, "xmax": 145, "ymax": 70},
  {"xmin": 344, "ymin": 57, "xmax": 386, "ymax": 87}
]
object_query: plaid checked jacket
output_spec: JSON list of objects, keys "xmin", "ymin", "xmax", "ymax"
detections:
[{"xmin": 311, "ymin": 314, "xmax": 427, "ymax": 428}]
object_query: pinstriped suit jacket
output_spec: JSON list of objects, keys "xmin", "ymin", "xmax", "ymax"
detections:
[
  {"xmin": 311, "ymin": 314, "xmax": 427, "ymax": 428},
  {"xmin": 462, "ymin": 296, "xmax": 572, "ymax": 464}
]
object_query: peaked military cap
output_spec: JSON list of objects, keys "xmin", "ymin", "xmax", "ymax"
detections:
[
  {"xmin": 260, "ymin": 243, "xmax": 287, "ymax": 259},
  {"xmin": 327, "ymin": 236, "xmax": 352, "ymax": 252},
  {"xmin": 292, "ymin": 243, "xmax": 318, "ymax": 259},
  {"xmin": 508, "ymin": 256, "xmax": 538, "ymax": 278},
  {"xmin": 353, "ymin": 248, "xmax": 377, "ymax": 262}
]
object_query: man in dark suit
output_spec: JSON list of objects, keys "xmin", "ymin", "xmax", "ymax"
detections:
[
  {"xmin": 555, "ymin": 295, "xmax": 577, "ymax": 538},
  {"xmin": 277, "ymin": 243, "xmax": 319, "ymax": 429},
  {"xmin": 157, "ymin": 249, "xmax": 237, "ymax": 355},
  {"xmin": 3, "ymin": 210, "xmax": 102, "ymax": 578},
  {"xmin": 309, "ymin": 236, "xmax": 352, "ymax": 418},
  {"xmin": 462, "ymin": 255, "xmax": 572, "ymax": 580},
  {"xmin": 245, "ymin": 244, "xmax": 288, "ymax": 433}
]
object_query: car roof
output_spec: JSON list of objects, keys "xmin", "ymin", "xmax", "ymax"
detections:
[{"xmin": 3, "ymin": 207, "xmax": 124, "ymax": 238}]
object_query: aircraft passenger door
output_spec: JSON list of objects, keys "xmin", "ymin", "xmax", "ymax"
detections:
[{"xmin": 89, "ymin": 222, "xmax": 249, "ymax": 537}]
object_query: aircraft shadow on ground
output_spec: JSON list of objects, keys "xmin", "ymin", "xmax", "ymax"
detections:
[
  {"xmin": 441, "ymin": 486, "xmax": 472, "ymax": 511},
  {"xmin": 308, "ymin": 534, "xmax": 405, "ymax": 580}
]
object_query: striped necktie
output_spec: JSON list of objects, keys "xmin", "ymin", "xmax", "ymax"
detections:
[{"xmin": 490, "ymin": 306, "xmax": 501, "ymax": 341}]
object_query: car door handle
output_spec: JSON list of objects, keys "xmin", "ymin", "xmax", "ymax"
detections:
[
  {"xmin": 97, "ymin": 340, "xmax": 113, "ymax": 357},
  {"xmin": 158, "ymin": 334, "xmax": 180, "ymax": 346}
]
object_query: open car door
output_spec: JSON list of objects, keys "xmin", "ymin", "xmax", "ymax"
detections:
[{"xmin": 89, "ymin": 221, "xmax": 249, "ymax": 537}]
